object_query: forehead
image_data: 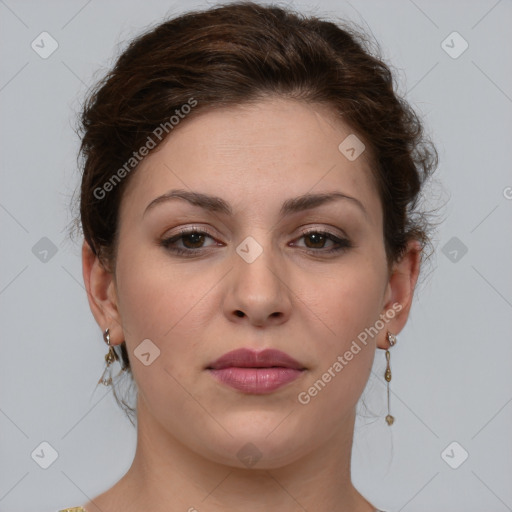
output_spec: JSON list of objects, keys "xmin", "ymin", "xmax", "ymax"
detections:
[{"xmin": 120, "ymin": 98, "xmax": 382, "ymax": 225}]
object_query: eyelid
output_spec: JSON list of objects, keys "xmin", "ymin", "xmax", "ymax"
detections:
[
  {"xmin": 159, "ymin": 224, "xmax": 352, "ymax": 257},
  {"xmin": 164, "ymin": 225, "xmax": 220, "ymax": 239},
  {"xmin": 162, "ymin": 224, "xmax": 347, "ymax": 242},
  {"xmin": 298, "ymin": 224, "xmax": 347, "ymax": 238}
]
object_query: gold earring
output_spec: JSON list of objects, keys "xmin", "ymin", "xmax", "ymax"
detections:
[
  {"xmin": 99, "ymin": 328, "xmax": 124, "ymax": 386},
  {"xmin": 385, "ymin": 331, "xmax": 397, "ymax": 425}
]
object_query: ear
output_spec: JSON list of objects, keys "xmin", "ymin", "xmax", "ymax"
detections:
[
  {"xmin": 82, "ymin": 240, "xmax": 124, "ymax": 346},
  {"xmin": 377, "ymin": 239, "xmax": 422, "ymax": 349}
]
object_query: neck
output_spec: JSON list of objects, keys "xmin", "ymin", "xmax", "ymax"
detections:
[{"xmin": 87, "ymin": 395, "xmax": 376, "ymax": 512}]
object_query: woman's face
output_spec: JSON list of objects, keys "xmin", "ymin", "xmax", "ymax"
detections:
[{"xmin": 90, "ymin": 98, "xmax": 413, "ymax": 468}]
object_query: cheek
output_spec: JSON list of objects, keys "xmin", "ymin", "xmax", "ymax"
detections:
[
  {"xmin": 113, "ymin": 240, "xmax": 195, "ymax": 373},
  {"xmin": 296, "ymin": 274, "xmax": 380, "ymax": 424},
  {"xmin": 307, "ymin": 250, "xmax": 387, "ymax": 339},
  {"xmin": 115, "ymin": 236, "xmax": 203, "ymax": 337},
  {"xmin": 113, "ymin": 253, "xmax": 203, "ymax": 419},
  {"xmin": 298, "ymin": 250, "xmax": 387, "ymax": 395}
]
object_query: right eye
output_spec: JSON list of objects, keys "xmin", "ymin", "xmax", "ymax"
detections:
[{"xmin": 160, "ymin": 227, "xmax": 221, "ymax": 256}]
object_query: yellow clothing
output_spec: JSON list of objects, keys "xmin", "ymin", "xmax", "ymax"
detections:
[{"xmin": 59, "ymin": 506, "xmax": 386, "ymax": 511}]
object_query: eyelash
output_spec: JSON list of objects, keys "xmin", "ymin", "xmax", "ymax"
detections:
[{"xmin": 159, "ymin": 227, "xmax": 353, "ymax": 257}]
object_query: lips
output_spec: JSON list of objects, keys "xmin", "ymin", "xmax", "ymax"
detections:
[
  {"xmin": 206, "ymin": 348, "xmax": 305, "ymax": 370},
  {"xmin": 206, "ymin": 348, "xmax": 306, "ymax": 394}
]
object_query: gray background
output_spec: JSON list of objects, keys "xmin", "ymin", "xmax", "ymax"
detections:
[{"xmin": 1, "ymin": 0, "xmax": 511, "ymax": 511}]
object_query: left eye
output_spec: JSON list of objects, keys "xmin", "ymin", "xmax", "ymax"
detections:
[
  {"xmin": 160, "ymin": 228, "xmax": 352, "ymax": 255},
  {"xmin": 293, "ymin": 230, "xmax": 348, "ymax": 251}
]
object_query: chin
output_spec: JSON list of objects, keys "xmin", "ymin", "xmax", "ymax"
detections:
[{"xmin": 195, "ymin": 419, "xmax": 312, "ymax": 470}]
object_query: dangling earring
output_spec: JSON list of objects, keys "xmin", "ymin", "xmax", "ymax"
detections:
[
  {"xmin": 98, "ymin": 328, "xmax": 126, "ymax": 386},
  {"xmin": 385, "ymin": 331, "xmax": 397, "ymax": 425}
]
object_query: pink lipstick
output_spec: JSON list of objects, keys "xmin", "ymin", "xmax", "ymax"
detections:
[{"xmin": 206, "ymin": 348, "xmax": 306, "ymax": 394}]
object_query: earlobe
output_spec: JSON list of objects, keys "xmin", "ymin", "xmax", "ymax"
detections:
[
  {"xmin": 81, "ymin": 240, "xmax": 124, "ymax": 344},
  {"xmin": 378, "ymin": 239, "xmax": 422, "ymax": 348}
]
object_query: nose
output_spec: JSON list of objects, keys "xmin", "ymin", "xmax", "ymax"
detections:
[{"xmin": 223, "ymin": 241, "xmax": 292, "ymax": 327}]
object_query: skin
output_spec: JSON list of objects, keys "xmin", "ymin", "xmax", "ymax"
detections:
[{"xmin": 81, "ymin": 97, "xmax": 420, "ymax": 512}]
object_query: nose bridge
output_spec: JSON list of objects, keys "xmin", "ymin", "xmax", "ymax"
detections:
[
  {"xmin": 225, "ymin": 229, "xmax": 292, "ymax": 324},
  {"xmin": 234, "ymin": 231, "xmax": 282, "ymax": 295}
]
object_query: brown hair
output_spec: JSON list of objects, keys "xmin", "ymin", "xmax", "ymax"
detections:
[{"xmin": 72, "ymin": 1, "xmax": 439, "ymax": 420}]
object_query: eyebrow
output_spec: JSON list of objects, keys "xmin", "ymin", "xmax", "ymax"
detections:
[{"xmin": 143, "ymin": 189, "xmax": 368, "ymax": 220}]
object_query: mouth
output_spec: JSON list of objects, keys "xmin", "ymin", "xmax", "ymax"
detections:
[{"xmin": 206, "ymin": 348, "xmax": 306, "ymax": 394}]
